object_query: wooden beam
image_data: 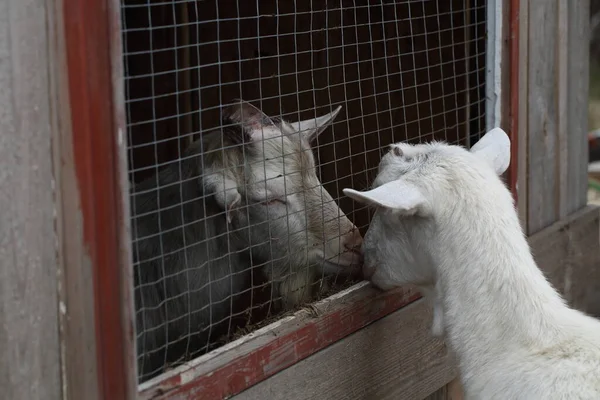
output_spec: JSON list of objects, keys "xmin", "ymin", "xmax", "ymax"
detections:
[
  {"xmin": 62, "ymin": 0, "xmax": 137, "ymax": 397},
  {"xmin": 0, "ymin": 0, "xmax": 61, "ymax": 398},
  {"xmin": 517, "ymin": 0, "xmax": 529, "ymax": 229},
  {"xmin": 504, "ymin": 0, "xmax": 516, "ymax": 202},
  {"xmin": 557, "ymin": 0, "xmax": 569, "ymax": 219},
  {"xmin": 566, "ymin": 0, "xmax": 590, "ymax": 214},
  {"xmin": 49, "ymin": 0, "xmax": 101, "ymax": 397},
  {"xmin": 526, "ymin": 0, "xmax": 559, "ymax": 233}
]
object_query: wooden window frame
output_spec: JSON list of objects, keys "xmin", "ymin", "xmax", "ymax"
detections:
[{"xmin": 56, "ymin": 0, "xmax": 516, "ymax": 398}]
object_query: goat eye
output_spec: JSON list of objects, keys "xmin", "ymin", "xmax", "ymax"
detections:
[{"xmin": 262, "ymin": 198, "xmax": 286, "ymax": 206}]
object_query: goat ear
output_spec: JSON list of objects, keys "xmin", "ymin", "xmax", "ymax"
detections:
[
  {"xmin": 290, "ymin": 105, "xmax": 342, "ymax": 142},
  {"xmin": 343, "ymin": 180, "xmax": 428, "ymax": 216},
  {"xmin": 222, "ymin": 99, "xmax": 275, "ymax": 131},
  {"xmin": 470, "ymin": 127, "xmax": 511, "ymax": 176}
]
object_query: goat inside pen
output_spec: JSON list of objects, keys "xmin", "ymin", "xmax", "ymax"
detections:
[{"xmin": 121, "ymin": 0, "xmax": 487, "ymax": 384}]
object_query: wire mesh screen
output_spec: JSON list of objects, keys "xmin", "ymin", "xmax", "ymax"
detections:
[{"xmin": 121, "ymin": 0, "xmax": 487, "ymax": 383}]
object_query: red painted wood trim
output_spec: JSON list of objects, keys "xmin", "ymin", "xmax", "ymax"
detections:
[
  {"xmin": 509, "ymin": 0, "xmax": 520, "ymax": 203},
  {"xmin": 139, "ymin": 284, "xmax": 421, "ymax": 399},
  {"xmin": 63, "ymin": 0, "xmax": 131, "ymax": 398}
]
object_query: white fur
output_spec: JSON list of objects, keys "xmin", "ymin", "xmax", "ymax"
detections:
[{"xmin": 343, "ymin": 128, "xmax": 600, "ymax": 399}]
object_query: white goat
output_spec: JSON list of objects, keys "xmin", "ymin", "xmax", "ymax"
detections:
[{"xmin": 343, "ymin": 128, "xmax": 600, "ymax": 399}]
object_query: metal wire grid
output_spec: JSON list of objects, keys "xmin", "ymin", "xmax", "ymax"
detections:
[{"xmin": 121, "ymin": 0, "xmax": 487, "ymax": 383}]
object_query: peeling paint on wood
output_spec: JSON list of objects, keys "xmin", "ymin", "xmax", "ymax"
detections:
[{"xmin": 62, "ymin": 0, "xmax": 135, "ymax": 397}]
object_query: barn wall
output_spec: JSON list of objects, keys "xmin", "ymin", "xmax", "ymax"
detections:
[
  {"xmin": 0, "ymin": 0, "xmax": 62, "ymax": 398},
  {"xmin": 519, "ymin": 0, "xmax": 591, "ymax": 234},
  {"xmin": 233, "ymin": 299, "xmax": 456, "ymax": 400},
  {"xmin": 61, "ymin": 0, "xmax": 138, "ymax": 396},
  {"xmin": 517, "ymin": 0, "xmax": 600, "ymax": 317}
]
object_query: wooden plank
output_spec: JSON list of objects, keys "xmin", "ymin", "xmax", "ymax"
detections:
[
  {"xmin": 107, "ymin": 0, "xmax": 138, "ymax": 393},
  {"xmin": 529, "ymin": 205, "xmax": 600, "ymax": 317},
  {"xmin": 526, "ymin": 0, "xmax": 559, "ymax": 234},
  {"xmin": 0, "ymin": 0, "xmax": 62, "ymax": 398},
  {"xmin": 557, "ymin": 0, "xmax": 569, "ymax": 219},
  {"xmin": 233, "ymin": 300, "xmax": 457, "ymax": 400},
  {"xmin": 567, "ymin": 0, "xmax": 590, "ymax": 214},
  {"xmin": 62, "ymin": 0, "xmax": 137, "ymax": 397},
  {"xmin": 503, "ymin": 0, "xmax": 516, "ymax": 201},
  {"xmin": 226, "ymin": 207, "xmax": 599, "ymax": 400},
  {"xmin": 517, "ymin": 0, "xmax": 529, "ymax": 229},
  {"xmin": 52, "ymin": 0, "xmax": 137, "ymax": 397},
  {"xmin": 521, "ymin": 0, "xmax": 590, "ymax": 231},
  {"xmin": 138, "ymin": 283, "xmax": 421, "ymax": 399},
  {"xmin": 48, "ymin": 0, "xmax": 101, "ymax": 396}
]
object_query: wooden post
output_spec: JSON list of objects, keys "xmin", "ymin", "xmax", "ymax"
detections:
[
  {"xmin": 62, "ymin": 0, "xmax": 137, "ymax": 398},
  {"xmin": 521, "ymin": 0, "xmax": 590, "ymax": 235},
  {"xmin": 0, "ymin": 0, "xmax": 62, "ymax": 398}
]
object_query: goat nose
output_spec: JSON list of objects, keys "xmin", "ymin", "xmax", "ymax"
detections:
[{"xmin": 343, "ymin": 229, "xmax": 363, "ymax": 254}]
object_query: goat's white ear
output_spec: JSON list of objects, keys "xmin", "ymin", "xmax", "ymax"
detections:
[
  {"xmin": 290, "ymin": 105, "xmax": 342, "ymax": 142},
  {"xmin": 343, "ymin": 180, "xmax": 428, "ymax": 216},
  {"xmin": 470, "ymin": 127, "xmax": 511, "ymax": 175},
  {"xmin": 223, "ymin": 99, "xmax": 275, "ymax": 131}
]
